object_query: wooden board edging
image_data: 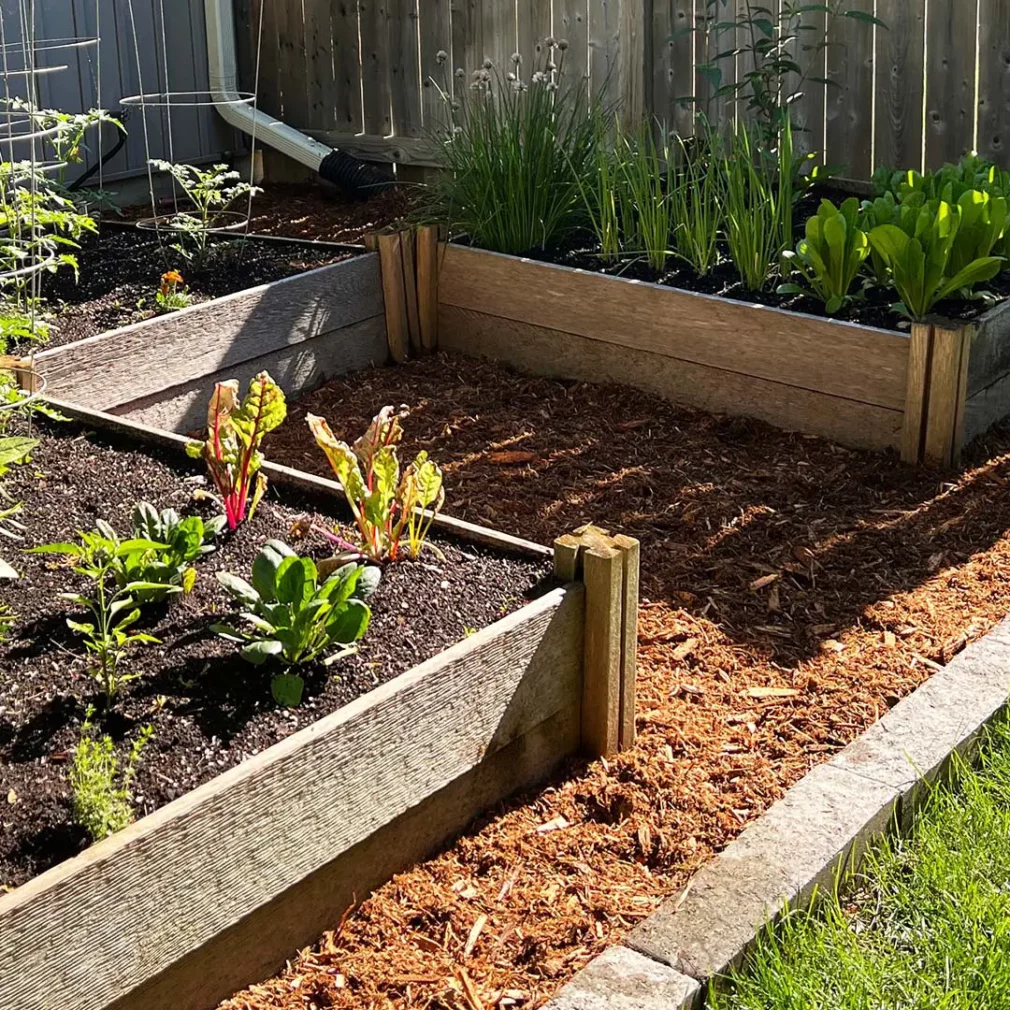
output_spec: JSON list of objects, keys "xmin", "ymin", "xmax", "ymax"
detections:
[
  {"xmin": 35, "ymin": 253, "xmax": 384, "ymax": 411},
  {"xmin": 0, "ymin": 585, "xmax": 586, "ymax": 1010},
  {"xmin": 45, "ymin": 398, "xmax": 552, "ymax": 560}
]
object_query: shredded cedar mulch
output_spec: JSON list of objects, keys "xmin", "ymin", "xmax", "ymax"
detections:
[{"xmin": 227, "ymin": 353, "xmax": 1010, "ymax": 1010}]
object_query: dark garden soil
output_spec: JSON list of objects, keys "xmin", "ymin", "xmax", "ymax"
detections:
[
  {"xmin": 0, "ymin": 417, "xmax": 549, "ymax": 889},
  {"xmin": 228, "ymin": 352, "xmax": 1010, "ymax": 1010},
  {"xmin": 22, "ymin": 227, "xmax": 356, "ymax": 352},
  {"xmin": 486, "ymin": 184, "xmax": 1010, "ymax": 333}
]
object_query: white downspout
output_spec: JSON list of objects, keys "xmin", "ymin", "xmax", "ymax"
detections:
[{"xmin": 204, "ymin": 0, "xmax": 331, "ymax": 172}]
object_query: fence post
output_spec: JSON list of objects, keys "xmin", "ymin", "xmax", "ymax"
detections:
[{"xmin": 554, "ymin": 523, "xmax": 641, "ymax": 756}]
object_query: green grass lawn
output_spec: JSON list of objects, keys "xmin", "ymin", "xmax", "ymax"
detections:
[{"xmin": 712, "ymin": 721, "xmax": 1010, "ymax": 1009}]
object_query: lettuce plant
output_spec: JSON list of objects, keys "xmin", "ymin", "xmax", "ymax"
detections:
[
  {"xmin": 779, "ymin": 198, "xmax": 870, "ymax": 314},
  {"xmin": 868, "ymin": 198, "xmax": 1005, "ymax": 319},
  {"xmin": 121, "ymin": 502, "xmax": 226, "ymax": 599},
  {"xmin": 186, "ymin": 372, "xmax": 287, "ymax": 530},
  {"xmin": 307, "ymin": 407, "xmax": 445, "ymax": 563},
  {"xmin": 214, "ymin": 540, "xmax": 379, "ymax": 706},
  {"xmin": 32, "ymin": 522, "xmax": 181, "ymax": 699}
]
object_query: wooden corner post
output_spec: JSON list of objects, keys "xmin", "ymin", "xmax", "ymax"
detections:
[
  {"xmin": 416, "ymin": 224, "xmax": 439, "ymax": 352},
  {"xmin": 376, "ymin": 231, "xmax": 410, "ymax": 364},
  {"xmin": 554, "ymin": 524, "xmax": 640, "ymax": 757}
]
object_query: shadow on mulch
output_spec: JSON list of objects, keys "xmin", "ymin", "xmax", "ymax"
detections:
[{"xmin": 267, "ymin": 352, "xmax": 1010, "ymax": 670}]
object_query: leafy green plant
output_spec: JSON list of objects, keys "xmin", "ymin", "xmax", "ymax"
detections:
[
  {"xmin": 0, "ymin": 603, "xmax": 15, "ymax": 641},
  {"xmin": 149, "ymin": 160, "xmax": 260, "ymax": 267},
  {"xmin": 186, "ymin": 372, "xmax": 287, "ymax": 530},
  {"xmin": 779, "ymin": 198, "xmax": 870, "ymax": 313},
  {"xmin": 154, "ymin": 270, "xmax": 191, "ymax": 314},
  {"xmin": 31, "ymin": 522, "xmax": 180, "ymax": 699},
  {"xmin": 307, "ymin": 406, "xmax": 446, "ymax": 563},
  {"xmin": 214, "ymin": 540, "xmax": 379, "ymax": 706},
  {"xmin": 868, "ymin": 198, "xmax": 1005, "ymax": 319},
  {"xmin": 687, "ymin": 1, "xmax": 884, "ymax": 147},
  {"xmin": 71, "ymin": 706, "xmax": 153, "ymax": 842},
  {"xmin": 668, "ymin": 123, "xmax": 724, "ymax": 277},
  {"xmin": 721, "ymin": 122, "xmax": 785, "ymax": 291},
  {"xmin": 424, "ymin": 42, "xmax": 605, "ymax": 255},
  {"xmin": 121, "ymin": 501, "xmax": 226, "ymax": 599},
  {"xmin": 615, "ymin": 122, "xmax": 676, "ymax": 275}
]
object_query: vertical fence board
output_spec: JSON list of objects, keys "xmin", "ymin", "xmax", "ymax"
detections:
[
  {"xmin": 277, "ymin": 0, "xmax": 310, "ymax": 128},
  {"xmin": 451, "ymin": 0, "xmax": 483, "ymax": 80},
  {"xmin": 873, "ymin": 0, "xmax": 925, "ymax": 173},
  {"xmin": 977, "ymin": 0, "xmax": 1010, "ymax": 164},
  {"xmin": 389, "ymin": 0, "xmax": 422, "ymax": 136},
  {"xmin": 788, "ymin": 4, "xmax": 826, "ymax": 159},
  {"xmin": 481, "ymin": 0, "xmax": 514, "ymax": 77},
  {"xmin": 517, "ymin": 0, "xmax": 551, "ymax": 71},
  {"xmin": 924, "ymin": 0, "xmax": 977, "ymax": 169},
  {"xmin": 555, "ymin": 0, "xmax": 589, "ymax": 85},
  {"xmin": 651, "ymin": 0, "xmax": 693, "ymax": 135},
  {"xmin": 419, "ymin": 0, "xmax": 451, "ymax": 131},
  {"xmin": 361, "ymin": 0, "xmax": 392, "ymax": 136},
  {"xmin": 824, "ymin": 0, "xmax": 874, "ymax": 178},
  {"xmin": 332, "ymin": 1, "xmax": 363, "ymax": 133},
  {"xmin": 695, "ymin": 1, "xmax": 733, "ymax": 132},
  {"xmin": 304, "ymin": 0, "xmax": 335, "ymax": 131},
  {"xmin": 588, "ymin": 0, "xmax": 618, "ymax": 100}
]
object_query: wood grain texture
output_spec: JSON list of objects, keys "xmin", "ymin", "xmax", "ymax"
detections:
[
  {"xmin": 437, "ymin": 244, "xmax": 909, "ymax": 409},
  {"xmin": 0, "ymin": 587, "xmax": 585, "ymax": 1010},
  {"xmin": 901, "ymin": 322, "xmax": 933, "ymax": 464},
  {"xmin": 36, "ymin": 254, "xmax": 384, "ymax": 410},
  {"xmin": 311, "ymin": 131, "xmax": 441, "ymax": 165},
  {"xmin": 789, "ymin": 3, "xmax": 826, "ymax": 160},
  {"xmin": 304, "ymin": 0, "xmax": 337, "ymax": 131},
  {"xmin": 517, "ymin": 0, "xmax": 551, "ymax": 72},
  {"xmin": 481, "ymin": 0, "xmax": 515, "ymax": 76},
  {"xmin": 105, "ymin": 705, "xmax": 581, "ymax": 1010},
  {"xmin": 45, "ymin": 398, "xmax": 555, "ymax": 558},
  {"xmin": 555, "ymin": 0, "xmax": 590, "ymax": 84},
  {"xmin": 617, "ymin": 0, "xmax": 645, "ymax": 122},
  {"xmin": 963, "ymin": 370, "xmax": 1010, "ymax": 447},
  {"xmin": 278, "ymin": 0, "xmax": 311, "ymax": 129},
  {"xmin": 451, "ymin": 0, "xmax": 483, "ymax": 78},
  {"xmin": 333, "ymin": 0, "xmax": 364, "ymax": 132},
  {"xmin": 114, "ymin": 315, "xmax": 387, "ymax": 433},
  {"xmin": 582, "ymin": 546, "xmax": 623, "ymax": 757},
  {"xmin": 378, "ymin": 232, "xmax": 411, "ymax": 362},
  {"xmin": 612, "ymin": 534, "xmax": 640, "ymax": 752},
  {"xmin": 360, "ymin": 0, "xmax": 392, "ymax": 136},
  {"xmin": 419, "ymin": 0, "xmax": 452, "ymax": 131},
  {"xmin": 389, "ymin": 0, "xmax": 423, "ymax": 136},
  {"xmin": 400, "ymin": 229, "xmax": 422, "ymax": 352},
  {"xmin": 966, "ymin": 292, "xmax": 1010, "ymax": 396},
  {"xmin": 416, "ymin": 225, "xmax": 439, "ymax": 350},
  {"xmin": 924, "ymin": 325, "xmax": 970, "ymax": 467},
  {"xmin": 588, "ymin": 0, "xmax": 618, "ymax": 100},
  {"xmin": 824, "ymin": 0, "xmax": 875, "ymax": 178},
  {"xmin": 874, "ymin": 0, "xmax": 926, "ymax": 173},
  {"xmin": 924, "ymin": 0, "xmax": 977, "ymax": 169},
  {"xmin": 977, "ymin": 0, "xmax": 1010, "ymax": 162},
  {"xmin": 438, "ymin": 303, "xmax": 905, "ymax": 453}
]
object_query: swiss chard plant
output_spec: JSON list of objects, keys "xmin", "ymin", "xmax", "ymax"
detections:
[
  {"xmin": 214, "ymin": 540, "xmax": 379, "ymax": 706},
  {"xmin": 186, "ymin": 372, "xmax": 287, "ymax": 531},
  {"xmin": 120, "ymin": 501, "xmax": 226, "ymax": 599},
  {"xmin": 779, "ymin": 198, "xmax": 870, "ymax": 314},
  {"xmin": 307, "ymin": 406, "xmax": 446, "ymax": 563},
  {"xmin": 31, "ymin": 522, "xmax": 181, "ymax": 699},
  {"xmin": 868, "ymin": 198, "xmax": 1005, "ymax": 320},
  {"xmin": 0, "ymin": 435, "xmax": 37, "ymax": 579}
]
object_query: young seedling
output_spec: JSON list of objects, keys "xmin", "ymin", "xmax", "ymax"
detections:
[
  {"xmin": 186, "ymin": 372, "xmax": 287, "ymax": 531},
  {"xmin": 307, "ymin": 406, "xmax": 445, "ymax": 563},
  {"xmin": 154, "ymin": 270, "xmax": 191, "ymax": 314}
]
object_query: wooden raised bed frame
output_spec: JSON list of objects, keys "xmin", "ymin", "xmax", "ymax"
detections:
[
  {"xmin": 0, "ymin": 402, "xmax": 640, "ymax": 1010},
  {"xmin": 434, "ymin": 241, "xmax": 1010, "ymax": 468}
]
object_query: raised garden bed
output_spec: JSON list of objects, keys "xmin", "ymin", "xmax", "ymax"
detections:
[
  {"xmin": 0, "ymin": 402, "xmax": 641, "ymax": 1010},
  {"xmin": 435, "ymin": 241, "xmax": 1010, "ymax": 469}
]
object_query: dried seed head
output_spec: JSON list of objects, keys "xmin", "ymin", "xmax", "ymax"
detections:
[
  {"xmin": 546, "ymin": 60, "xmax": 557, "ymax": 72},
  {"xmin": 455, "ymin": 67, "xmax": 465, "ymax": 79},
  {"xmin": 546, "ymin": 35, "xmax": 557, "ymax": 47},
  {"xmin": 436, "ymin": 49, "xmax": 448, "ymax": 64},
  {"xmin": 547, "ymin": 81, "xmax": 558, "ymax": 92},
  {"xmin": 532, "ymin": 71, "xmax": 546, "ymax": 84},
  {"xmin": 482, "ymin": 57, "xmax": 493, "ymax": 69},
  {"xmin": 506, "ymin": 71, "xmax": 517, "ymax": 81},
  {"xmin": 558, "ymin": 38, "xmax": 569, "ymax": 50},
  {"xmin": 511, "ymin": 52, "xmax": 522, "ymax": 65}
]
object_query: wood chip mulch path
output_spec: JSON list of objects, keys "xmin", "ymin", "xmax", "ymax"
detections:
[{"xmin": 225, "ymin": 353, "xmax": 1010, "ymax": 1010}]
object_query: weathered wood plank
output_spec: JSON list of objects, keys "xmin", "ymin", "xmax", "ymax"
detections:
[
  {"xmin": 977, "ymin": 0, "xmax": 1010, "ymax": 165},
  {"xmin": 277, "ymin": 0, "xmax": 311, "ymax": 129},
  {"xmin": 304, "ymin": 0, "xmax": 337, "ymax": 131},
  {"xmin": 482, "ymin": 0, "xmax": 515, "ymax": 76},
  {"xmin": 389, "ymin": 0, "xmax": 423, "ymax": 136},
  {"xmin": 332, "ymin": 0, "xmax": 364, "ymax": 132},
  {"xmin": 416, "ymin": 224, "xmax": 439, "ymax": 350},
  {"xmin": 105, "ymin": 704, "xmax": 581, "ymax": 1010},
  {"xmin": 901, "ymin": 322, "xmax": 933, "ymax": 464},
  {"xmin": 517, "ymin": 0, "xmax": 551, "ymax": 74},
  {"xmin": 0, "ymin": 586, "xmax": 585, "ymax": 1010},
  {"xmin": 419, "ymin": 0, "xmax": 452, "ymax": 131},
  {"xmin": 555, "ymin": 0, "xmax": 589, "ymax": 85},
  {"xmin": 451, "ymin": 0, "xmax": 483, "ymax": 78},
  {"xmin": 651, "ymin": 0, "xmax": 694, "ymax": 136},
  {"xmin": 378, "ymin": 232, "xmax": 411, "ymax": 362},
  {"xmin": 617, "ymin": 0, "xmax": 645, "ymax": 122},
  {"xmin": 36, "ymin": 254, "xmax": 384, "ymax": 409},
  {"xmin": 963, "ymin": 371, "xmax": 1010, "ymax": 448},
  {"xmin": 873, "ymin": 0, "xmax": 926, "ymax": 173},
  {"xmin": 582, "ymin": 545, "xmax": 622, "ymax": 756},
  {"xmin": 967, "ymin": 298, "xmax": 1010, "ymax": 396},
  {"xmin": 588, "ymin": 0, "xmax": 618, "ymax": 101},
  {"xmin": 824, "ymin": 0, "xmax": 875, "ymax": 178},
  {"xmin": 923, "ymin": 0, "xmax": 977, "ymax": 169},
  {"xmin": 924, "ymin": 325, "xmax": 970, "ymax": 467},
  {"xmin": 439, "ymin": 304, "xmax": 905, "ymax": 452},
  {"xmin": 612, "ymin": 533, "xmax": 640, "ymax": 751},
  {"xmin": 114, "ymin": 315, "xmax": 388, "ymax": 434},
  {"xmin": 437, "ymin": 244, "xmax": 909, "ymax": 410},
  {"xmin": 360, "ymin": 0, "xmax": 392, "ymax": 136},
  {"xmin": 311, "ymin": 130, "xmax": 441, "ymax": 165},
  {"xmin": 788, "ymin": 2, "xmax": 826, "ymax": 160}
]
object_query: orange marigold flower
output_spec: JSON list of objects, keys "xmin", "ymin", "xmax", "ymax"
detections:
[{"xmin": 162, "ymin": 270, "xmax": 184, "ymax": 286}]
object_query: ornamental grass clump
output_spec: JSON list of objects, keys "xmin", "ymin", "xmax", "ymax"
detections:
[
  {"xmin": 424, "ymin": 40, "xmax": 603, "ymax": 256},
  {"xmin": 307, "ymin": 406, "xmax": 445, "ymax": 563},
  {"xmin": 186, "ymin": 372, "xmax": 287, "ymax": 530}
]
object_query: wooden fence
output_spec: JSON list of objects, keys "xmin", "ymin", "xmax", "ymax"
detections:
[{"xmin": 236, "ymin": 0, "xmax": 1010, "ymax": 178}]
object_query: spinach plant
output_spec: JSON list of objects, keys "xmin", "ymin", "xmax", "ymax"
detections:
[
  {"xmin": 868, "ymin": 199, "xmax": 1005, "ymax": 320},
  {"xmin": 186, "ymin": 372, "xmax": 287, "ymax": 530},
  {"xmin": 215, "ymin": 540, "xmax": 379, "ymax": 706},
  {"xmin": 149, "ymin": 160, "xmax": 260, "ymax": 267},
  {"xmin": 71, "ymin": 706, "xmax": 153, "ymax": 842},
  {"xmin": 779, "ymin": 198, "xmax": 870, "ymax": 313},
  {"xmin": 122, "ymin": 501, "xmax": 226, "ymax": 599},
  {"xmin": 307, "ymin": 406, "xmax": 445, "ymax": 563},
  {"xmin": 31, "ymin": 523, "xmax": 180, "ymax": 699}
]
